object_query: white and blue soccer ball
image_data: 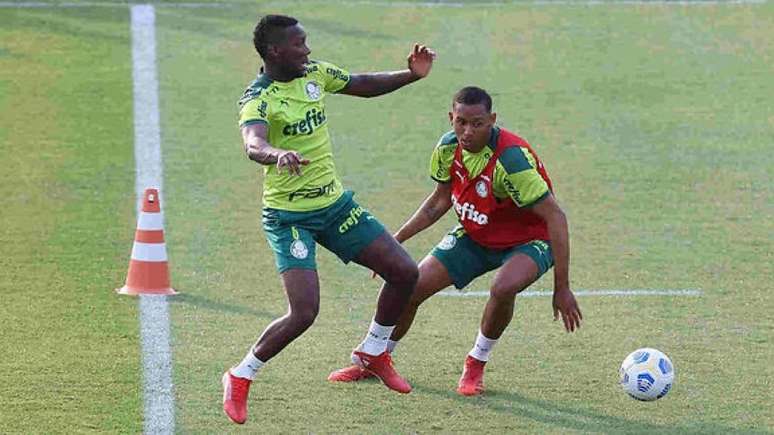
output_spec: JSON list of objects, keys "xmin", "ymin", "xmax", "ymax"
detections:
[{"xmin": 619, "ymin": 348, "xmax": 675, "ymax": 401}]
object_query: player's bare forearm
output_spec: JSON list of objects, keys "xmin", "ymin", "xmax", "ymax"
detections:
[
  {"xmin": 546, "ymin": 211, "xmax": 570, "ymax": 291},
  {"xmin": 339, "ymin": 70, "xmax": 421, "ymax": 98},
  {"xmin": 246, "ymin": 140, "xmax": 282, "ymax": 165},
  {"xmin": 531, "ymin": 194, "xmax": 570, "ymax": 291},
  {"xmin": 394, "ymin": 183, "xmax": 451, "ymax": 243},
  {"xmin": 241, "ymin": 123, "xmax": 278, "ymax": 164}
]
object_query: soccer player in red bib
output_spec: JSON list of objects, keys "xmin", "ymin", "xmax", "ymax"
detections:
[{"xmin": 329, "ymin": 86, "xmax": 582, "ymax": 396}]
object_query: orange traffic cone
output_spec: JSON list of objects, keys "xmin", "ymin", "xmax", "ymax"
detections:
[{"xmin": 117, "ymin": 188, "xmax": 177, "ymax": 296}]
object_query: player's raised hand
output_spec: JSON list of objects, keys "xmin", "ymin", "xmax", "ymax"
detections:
[
  {"xmin": 552, "ymin": 287, "xmax": 582, "ymax": 332},
  {"xmin": 407, "ymin": 43, "xmax": 436, "ymax": 79},
  {"xmin": 276, "ymin": 150, "xmax": 310, "ymax": 176}
]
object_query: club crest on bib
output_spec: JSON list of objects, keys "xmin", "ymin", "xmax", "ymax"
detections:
[
  {"xmin": 290, "ymin": 240, "xmax": 309, "ymax": 259},
  {"xmin": 438, "ymin": 234, "xmax": 457, "ymax": 250},
  {"xmin": 305, "ymin": 81, "xmax": 322, "ymax": 100},
  {"xmin": 475, "ymin": 180, "xmax": 488, "ymax": 198}
]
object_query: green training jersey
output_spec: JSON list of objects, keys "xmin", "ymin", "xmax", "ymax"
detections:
[
  {"xmin": 238, "ymin": 60, "xmax": 351, "ymax": 211},
  {"xmin": 428, "ymin": 128, "xmax": 549, "ymax": 208}
]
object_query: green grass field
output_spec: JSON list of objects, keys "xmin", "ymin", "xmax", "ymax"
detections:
[{"xmin": 1, "ymin": 1, "xmax": 772, "ymax": 433}]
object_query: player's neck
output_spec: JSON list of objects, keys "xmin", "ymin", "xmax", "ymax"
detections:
[{"xmin": 262, "ymin": 64, "xmax": 296, "ymax": 83}]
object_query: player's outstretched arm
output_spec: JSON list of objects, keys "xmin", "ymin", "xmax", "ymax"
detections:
[
  {"xmin": 394, "ymin": 182, "xmax": 452, "ymax": 244},
  {"xmin": 242, "ymin": 123, "xmax": 309, "ymax": 176},
  {"xmin": 339, "ymin": 43, "xmax": 436, "ymax": 98},
  {"xmin": 530, "ymin": 194, "xmax": 583, "ymax": 332}
]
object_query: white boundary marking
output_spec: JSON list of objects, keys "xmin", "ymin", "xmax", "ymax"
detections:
[
  {"xmin": 440, "ymin": 289, "xmax": 703, "ymax": 297},
  {"xmin": 0, "ymin": 0, "xmax": 765, "ymax": 7},
  {"xmin": 131, "ymin": 5, "xmax": 175, "ymax": 434}
]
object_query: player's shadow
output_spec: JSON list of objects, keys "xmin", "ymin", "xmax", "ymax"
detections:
[
  {"xmin": 416, "ymin": 385, "xmax": 764, "ymax": 435},
  {"xmin": 170, "ymin": 293, "xmax": 277, "ymax": 320}
]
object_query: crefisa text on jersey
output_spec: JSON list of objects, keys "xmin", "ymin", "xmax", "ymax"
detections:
[{"xmin": 283, "ymin": 107, "xmax": 327, "ymax": 136}]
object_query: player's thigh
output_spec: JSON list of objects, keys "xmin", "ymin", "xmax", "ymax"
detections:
[
  {"xmin": 409, "ymin": 255, "xmax": 454, "ymax": 305},
  {"xmin": 352, "ymin": 232, "xmax": 416, "ymax": 283},
  {"xmin": 280, "ymin": 268, "xmax": 321, "ymax": 314},
  {"xmin": 262, "ymin": 209, "xmax": 318, "ymax": 273},
  {"xmin": 429, "ymin": 227, "xmax": 492, "ymax": 290},
  {"xmin": 491, "ymin": 240, "xmax": 553, "ymax": 298}
]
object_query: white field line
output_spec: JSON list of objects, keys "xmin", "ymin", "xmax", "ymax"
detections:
[
  {"xmin": 439, "ymin": 289, "xmax": 703, "ymax": 297},
  {"xmin": 0, "ymin": 0, "xmax": 765, "ymax": 7},
  {"xmin": 131, "ymin": 4, "xmax": 174, "ymax": 435}
]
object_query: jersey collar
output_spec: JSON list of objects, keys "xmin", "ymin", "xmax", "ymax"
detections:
[
  {"xmin": 254, "ymin": 73, "xmax": 273, "ymax": 88},
  {"xmin": 487, "ymin": 126, "xmax": 500, "ymax": 151}
]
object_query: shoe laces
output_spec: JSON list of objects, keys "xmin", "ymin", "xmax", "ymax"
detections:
[{"xmin": 230, "ymin": 376, "xmax": 249, "ymax": 400}]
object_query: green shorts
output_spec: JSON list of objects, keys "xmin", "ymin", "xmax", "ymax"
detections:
[
  {"xmin": 430, "ymin": 226, "xmax": 554, "ymax": 289},
  {"xmin": 262, "ymin": 191, "xmax": 386, "ymax": 273}
]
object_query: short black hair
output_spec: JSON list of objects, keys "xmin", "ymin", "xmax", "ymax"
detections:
[
  {"xmin": 253, "ymin": 15, "xmax": 298, "ymax": 58},
  {"xmin": 453, "ymin": 86, "xmax": 492, "ymax": 113}
]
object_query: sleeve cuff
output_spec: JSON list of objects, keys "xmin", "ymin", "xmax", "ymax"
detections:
[
  {"xmin": 333, "ymin": 75, "xmax": 352, "ymax": 94},
  {"xmin": 239, "ymin": 119, "xmax": 268, "ymax": 128},
  {"xmin": 430, "ymin": 176, "xmax": 451, "ymax": 184},
  {"xmin": 521, "ymin": 190, "xmax": 551, "ymax": 208}
]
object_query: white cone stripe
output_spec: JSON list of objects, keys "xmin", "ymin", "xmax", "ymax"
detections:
[
  {"xmin": 131, "ymin": 241, "xmax": 168, "ymax": 262},
  {"xmin": 138, "ymin": 211, "xmax": 164, "ymax": 230}
]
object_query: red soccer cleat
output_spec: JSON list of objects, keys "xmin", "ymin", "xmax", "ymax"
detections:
[
  {"xmin": 456, "ymin": 355, "xmax": 487, "ymax": 396},
  {"xmin": 328, "ymin": 364, "xmax": 376, "ymax": 382},
  {"xmin": 351, "ymin": 350, "xmax": 412, "ymax": 394},
  {"xmin": 222, "ymin": 370, "xmax": 252, "ymax": 424}
]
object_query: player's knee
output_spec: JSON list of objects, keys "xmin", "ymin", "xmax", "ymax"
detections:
[
  {"xmin": 382, "ymin": 258, "xmax": 418, "ymax": 291},
  {"xmin": 490, "ymin": 281, "xmax": 521, "ymax": 301},
  {"xmin": 395, "ymin": 261, "xmax": 419, "ymax": 292},
  {"xmin": 289, "ymin": 305, "xmax": 318, "ymax": 331}
]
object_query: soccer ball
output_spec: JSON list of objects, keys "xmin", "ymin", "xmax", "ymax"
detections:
[{"xmin": 619, "ymin": 348, "xmax": 675, "ymax": 401}]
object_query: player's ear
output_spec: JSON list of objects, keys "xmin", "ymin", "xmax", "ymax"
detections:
[
  {"xmin": 266, "ymin": 43, "xmax": 280, "ymax": 60},
  {"xmin": 489, "ymin": 112, "xmax": 497, "ymax": 125},
  {"xmin": 448, "ymin": 111, "xmax": 453, "ymax": 125}
]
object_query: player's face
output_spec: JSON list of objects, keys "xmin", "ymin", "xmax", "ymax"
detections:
[
  {"xmin": 449, "ymin": 103, "xmax": 496, "ymax": 152},
  {"xmin": 272, "ymin": 24, "xmax": 311, "ymax": 78}
]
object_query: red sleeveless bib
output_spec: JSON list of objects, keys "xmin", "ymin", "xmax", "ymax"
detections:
[{"xmin": 450, "ymin": 129, "xmax": 552, "ymax": 249}]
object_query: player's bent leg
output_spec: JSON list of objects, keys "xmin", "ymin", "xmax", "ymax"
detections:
[
  {"xmin": 456, "ymin": 254, "xmax": 539, "ymax": 397},
  {"xmin": 481, "ymin": 253, "xmax": 539, "ymax": 339},
  {"xmin": 342, "ymin": 232, "xmax": 417, "ymax": 393},
  {"xmin": 223, "ymin": 269, "xmax": 320, "ymax": 424},
  {"xmin": 328, "ymin": 256, "xmax": 452, "ymax": 385},
  {"xmin": 252, "ymin": 269, "xmax": 321, "ymax": 361},
  {"xmin": 354, "ymin": 231, "xmax": 418, "ymax": 325}
]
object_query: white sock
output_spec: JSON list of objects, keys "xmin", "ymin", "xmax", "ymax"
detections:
[
  {"xmin": 386, "ymin": 339, "xmax": 399, "ymax": 354},
  {"xmin": 468, "ymin": 330, "xmax": 498, "ymax": 362},
  {"xmin": 231, "ymin": 349, "xmax": 265, "ymax": 381},
  {"xmin": 358, "ymin": 319, "xmax": 395, "ymax": 356}
]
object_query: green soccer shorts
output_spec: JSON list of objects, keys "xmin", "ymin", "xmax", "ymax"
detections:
[
  {"xmin": 262, "ymin": 190, "xmax": 386, "ymax": 273},
  {"xmin": 430, "ymin": 226, "xmax": 554, "ymax": 289}
]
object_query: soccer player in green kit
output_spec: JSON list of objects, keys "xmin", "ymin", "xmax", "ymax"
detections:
[
  {"xmin": 329, "ymin": 87, "xmax": 582, "ymax": 396},
  {"xmin": 222, "ymin": 15, "xmax": 435, "ymax": 424}
]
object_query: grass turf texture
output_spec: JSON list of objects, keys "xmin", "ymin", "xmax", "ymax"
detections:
[{"xmin": 1, "ymin": 1, "xmax": 772, "ymax": 433}]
